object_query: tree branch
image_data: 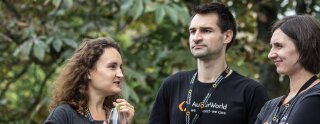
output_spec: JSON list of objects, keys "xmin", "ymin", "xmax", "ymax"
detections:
[
  {"xmin": 0, "ymin": 62, "xmax": 30, "ymax": 99},
  {"xmin": 1, "ymin": 0, "xmax": 21, "ymax": 19}
]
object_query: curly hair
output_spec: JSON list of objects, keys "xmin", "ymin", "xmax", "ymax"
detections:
[{"xmin": 49, "ymin": 37, "xmax": 122, "ymax": 115}]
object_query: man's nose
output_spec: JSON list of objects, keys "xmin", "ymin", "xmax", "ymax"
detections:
[{"xmin": 193, "ymin": 31, "xmax": 203, "ymax": 43}]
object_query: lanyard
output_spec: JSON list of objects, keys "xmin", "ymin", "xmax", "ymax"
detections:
[
  {"xmin": 272, "ymin": 75, "xmax": 318, "ymax": 123},
  {"xmin": 185, "ymin": 67, "xmax": 230, "ymax": 124}
]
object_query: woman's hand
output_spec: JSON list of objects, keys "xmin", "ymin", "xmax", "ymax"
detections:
[{"xmin": 113, "ymin": 99, "xmax": 135, "ymax": 124}]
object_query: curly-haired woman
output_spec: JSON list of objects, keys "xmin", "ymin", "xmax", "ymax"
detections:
[{"xmin": 44, "ymin": 37, "xmax": 134, "ymax": 124}]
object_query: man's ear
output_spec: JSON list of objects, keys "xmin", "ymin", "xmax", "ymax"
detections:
[{"xmin": 223, "ymin": 30, "xmax": 233, "ymax": 44}]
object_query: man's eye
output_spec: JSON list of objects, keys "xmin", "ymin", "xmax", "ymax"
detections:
[
  {"xmin": 203, "ymin": 29, "xmax": 211, "ymax": 33},
  {"xmin": 189, "ymin": 30, "xmax": 195, "ymax": 34}
]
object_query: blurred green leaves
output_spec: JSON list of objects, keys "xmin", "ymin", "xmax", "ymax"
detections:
[{"xmin": 1, "ymin": 0, "xmax": 320, "ymax": 123}]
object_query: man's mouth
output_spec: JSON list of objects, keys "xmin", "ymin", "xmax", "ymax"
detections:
[{"xmin": 193, "ymin": 45, "xmax": 206, "ymax": 49}]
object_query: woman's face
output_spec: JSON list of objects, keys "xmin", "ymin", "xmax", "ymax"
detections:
[
  {"xmin": 88, "ymin": 47, "xmax": 124, "ymax": 96},
  {"xmin": 268, "ymin": 29, "xmax": 303, "ymax": 76}
]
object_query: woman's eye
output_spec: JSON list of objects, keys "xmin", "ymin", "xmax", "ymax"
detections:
[
  {"xmin": 109, "ymin": 65, "xmax": 117, "ymax": 69},
  {"xmin": 275, "ymin": 44, "xmax": 282, "ymax": 48}
]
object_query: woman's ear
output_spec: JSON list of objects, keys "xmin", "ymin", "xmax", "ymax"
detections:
[
  {"xmin": 223, "ymin": 30, "xmax": 233, "ymax": 44},
  {"xmin": 87, "ymin": 72, "xmax": 91, "ymax": 79}
]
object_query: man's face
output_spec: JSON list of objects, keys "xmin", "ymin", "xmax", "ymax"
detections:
[{"xmin": 189, "ymin": 13, "xmax": 231, "ymax": 60}]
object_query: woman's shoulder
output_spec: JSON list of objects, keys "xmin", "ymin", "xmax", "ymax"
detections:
[
  {"xmin": 51, "ymin": 103, "xmax": 82, "ymax": 117},
  {"xmin": 264, "ymin": 96, "xmax": 284, "ymax": 108},
  {"xmin": 55, "ymin": 103, "xmax": 74, "ymax": 111},
  {"xmin": 44, "ymin": 103, "xmax": 86, "ymax": 124},
  {"xmin": 299, "ymin": 83, "xmax": 320, "ymax": 100}
]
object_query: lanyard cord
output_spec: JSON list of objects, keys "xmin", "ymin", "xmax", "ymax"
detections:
[
  {"xmin": 272, "ymin": 75, "xmax": 318, "ymax": 123},
  {"xmin": 185, "ymin": 67, "xmax": 230, "ymax": 124}
]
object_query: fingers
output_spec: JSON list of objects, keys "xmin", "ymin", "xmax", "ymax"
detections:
[
  {"xmin": 113, "ymin": 99, "xmax": 134, "ymax": 110},
  {"xmin": 113, "ymin": 99, "xmax": 135, "ymax": 123}
]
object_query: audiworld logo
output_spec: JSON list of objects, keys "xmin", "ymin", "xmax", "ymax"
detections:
[
  {"xmin": 179, "ymin": 101, "xmax": 187, "ymax": 112},
  {"xmin": 178, "ymin": 101, "xmax": 228, "ymax": 112}
]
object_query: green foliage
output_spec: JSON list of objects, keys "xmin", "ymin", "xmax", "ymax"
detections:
[{"xmin": 1, "ymin": 0, "xmax": 320, "ymax": 123}]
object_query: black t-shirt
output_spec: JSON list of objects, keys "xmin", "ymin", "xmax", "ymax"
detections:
[
  {"xmin": 255, "ymin": 83, "xmax": 320, "ymax": 124},
  {"xmin": 44, "ymin": 103, "xmax": 105, "ymax": 124},
  {"xmin": 149, "ymin": 70, "xmax": 269, "ymax": 124}
]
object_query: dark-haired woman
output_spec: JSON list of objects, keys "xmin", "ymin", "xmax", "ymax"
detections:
[{"xmin": 256, "ymin": 15, "xmax": 320, "ymax": 124}]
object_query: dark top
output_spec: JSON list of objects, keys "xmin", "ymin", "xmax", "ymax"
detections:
[
  {"xmin": 149, "ymin": 70, "xmax": 269, "ymax": 124},
  {"xmin": 255, "ymin": 83, "xmax": 320, "ymax": 124},
  {"xmin": 43, "ymin": 103, "xmax": 105, "ymax": 124}
]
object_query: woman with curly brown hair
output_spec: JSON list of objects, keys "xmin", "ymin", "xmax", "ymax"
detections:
[{"xmin": 44, "ymin": 37, "xmax": 134, "ymax": 124}]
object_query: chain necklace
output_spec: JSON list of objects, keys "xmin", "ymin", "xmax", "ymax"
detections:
[{"xmin": 85, "ymin": 106, "xmax": 108, "ymax": 123}]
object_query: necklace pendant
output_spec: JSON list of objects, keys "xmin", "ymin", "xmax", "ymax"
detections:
[
  {"xmin": 212, "ymin": 83, "xmax": 217, "ymax": 88},
  {"xmin": 285, "ymin": 104, "xmax": 289, "ymax": 108},
  {"xmin": 272, "ymin": 116, "xmax": 278, "ymax": 122}
]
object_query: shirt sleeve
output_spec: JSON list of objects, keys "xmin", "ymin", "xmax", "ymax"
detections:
[
  {"xmin": 43, "ymin": 105, "xmax": 70, "ymax": 124},
  {"xmin": 247, "ymin": 85, "xmax": 269, "ymax": 124},
  {"xmin": 148, "ymin": 81, "xmax": 170, "ymax": 124},
  {"xmin": 289, "ymin": 95, "xmax": 320, "ymax": 124}
]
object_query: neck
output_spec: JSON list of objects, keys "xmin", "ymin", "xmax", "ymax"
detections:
[
  {"xmin": 88, "ymin": 87, "xmax": 106, "ymax": 113},
  {"xmin": 288, "ymin": 69, "xmax": 315, "ymax": 94},
  {"xmin": 197, "ymin": 55, "xmax": 227, "ymax": 83}
]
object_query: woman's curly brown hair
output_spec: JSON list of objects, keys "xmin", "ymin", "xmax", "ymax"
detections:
[{"xmin": 49, "ymin": 37, "xmax": 122, "ymax": 115}]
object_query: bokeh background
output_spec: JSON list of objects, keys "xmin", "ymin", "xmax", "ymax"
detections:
[{"xmin": 1, "ymin": 0, "xmax": 320, "ymax": 123}]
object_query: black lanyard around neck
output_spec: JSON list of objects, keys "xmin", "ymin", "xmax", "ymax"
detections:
[
  {"xmin": 272, "ymin": 75, "xmax": 318, "ymax": 123},
  {"xmin": 185, "ymin": 66, "xmax": 230, "ymax": 124}
]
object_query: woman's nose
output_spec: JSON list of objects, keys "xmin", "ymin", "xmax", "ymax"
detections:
[
  {"xmin": 268, "ymin": 49, "xmax": 277, "ymax": 60},
  {"xmin": 117, "ymin": 69, "xmax": 124, "ymax": 78}
]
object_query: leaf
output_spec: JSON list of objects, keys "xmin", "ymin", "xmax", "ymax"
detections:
[
  {"xmin": 63, "ymin": 38, "xmax": 78, "ymax": 48},
  {"xmin": 121, "ymin": 80, "xmax": 140, "ymax": 103},
  {"xmin": 52, "ymin": 0, "xmax": 62, "ymax": 8},
  {"xmin": 172, "ymin": 4, "xmax": 190, "ymax": 26},
  {"xmin": 144, "ymin": 1, "xmax": 157, "ymax": 12},
  {"xmin": 155, "ymin": 5, "xmax": 165, "ymax": 24},
  {"xmin": 13, "ymin": 40, "xmax": 33, "ymax": 60},
  {"xmin": 131, "ymin": 0, "xmax": 144, "ymax": 20},
  {"xmin": 64, "ymin": 0, "xmax": 73, "ymax": 9},
  {"xmin": 121, "ymin": 0, "xmax": 134, "ymax": 15},
  {"xmin": 45, "ymin": 37, "xmax": 54, "ymax": 44},
  {"xmin": 33, "ymin": 39, "xmax": 47, "ymax": 61},
  {"xmin": 165, "ymin": 5, "xmax": 178, "ymax": 24},
  {"xmin": 52, "ymin": 38, "xmax": 63, "ymax": 52}
]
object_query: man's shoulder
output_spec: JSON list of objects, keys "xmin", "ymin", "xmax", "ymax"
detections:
[
  {"xmin": 228, "ymin": 70, "xmax": 260, "ymax": 85},
  {"xmin": 164, "ymin": 69, "xmax": 196, "ymax": 83}
]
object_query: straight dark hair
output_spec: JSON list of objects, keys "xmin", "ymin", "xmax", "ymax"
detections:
[
  {"xmin": 192, "ymin": 2, "xmax": 237, "ymax": 50},
  {"xmin": 272, "ymin": 15, "xmax": 320, "ymax": 74}
]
